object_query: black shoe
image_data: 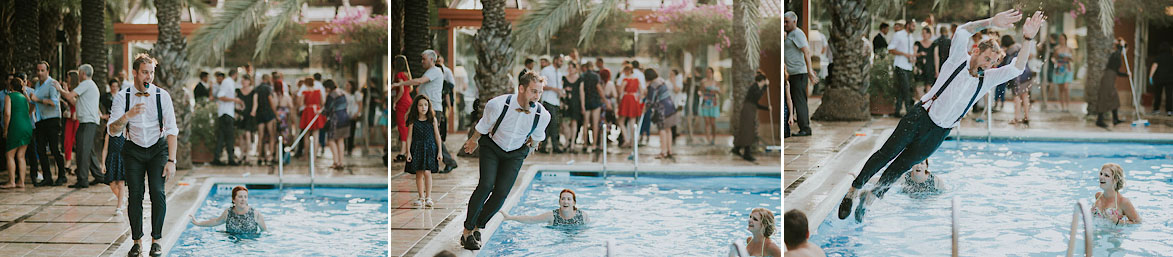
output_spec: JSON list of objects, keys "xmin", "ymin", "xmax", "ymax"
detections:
[
  {"xmin": 854, "ymin": 190, "xmax": 875, "ymax": 223},
  {"xmin": 394, "ymin": 154, "xmax": 407, "ymax": 163},
  {"xmin": 34, "ymin": 181, "xmax": 52, "ymax": 187},
  {"xmin": 67, "ymin": 183, "xmax": 89, "ymax": 189},
  {"xmin": 55, "ymin": 178, "xmax": 68, "ymax": 186},
  {"xmin": 128, "ymin": 243, "xmax": 141, "ymax": 256},
  {"xmin": 837, "ymin": 196, "xmax": 853, "ymax": 220},
  {"xmin": 553, "ymin": 147, "xmax": 565, "ymax": 154},
  {"xmin": 730, "ymin": 147, "xmax": 742, "ymax": 156},
  {"xmin": 1113, "ymin": 119, "xmax": 1125, "ymax": 125},
  {"xmin": 473, "ymin": 231, "xmax": 482, "ymax": 242},
  {"xmin": 741, "ymin": 152, "xmax": 756, "ymax": 162},
  {"xmin": 442, "ymin": 164, "xmax": 457, "ymax": 173},
  {"xmin": 89, "ymin": 179, "xmax": 103, "ymax": 186},
  {"xmin": 1096, "ymin": 120, "xmax": 1109, "ymax": 128},
  {"xmin": 793, "ymin": 131, "xmax": 812, "ymax": 137},
  {"xmin": 149, "ymin": 243, "xmax": 162, "ymax": 257},
  {"xmin": 460, "ymin": 234, "xmax": 481, "ymax": 250}
]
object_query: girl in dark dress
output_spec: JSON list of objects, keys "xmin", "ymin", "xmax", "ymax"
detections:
[
  {"xmin": 561, "ymin": 62, "xmax": 585, "ymax": 153},
  {"xmin": 403, "ymin": 95, "xmax": 441, "ymax": 207},
  {"xmin": 253, "ymin": 76, "xmax": 277, "ymax": 165},
  {"xmin": 914, "ymin": 27, "xmax": 938, "ymax": 98}
]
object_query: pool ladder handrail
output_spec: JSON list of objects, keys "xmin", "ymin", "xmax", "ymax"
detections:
[
  {"xmin": 278, "ymin": 111, "xmax": 323, "ymax": 192},
  {"xmin": 1066, "ymin": 199, "xmax": 1095, "ymax": 257},
  {"xmin": 602, "ymin": 123, "xmax": 608, "ymax": 177},
  {"xmin": 952, "ymin": 196, "xmax": 959, "ymax": 257}
]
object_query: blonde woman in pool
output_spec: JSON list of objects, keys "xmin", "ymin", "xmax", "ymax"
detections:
[
  {"xmin": 499, "ymin": 189, "xmax": 590, "ymax": 226},
  {"xmin": 747, "ymin": 208, "xmax": 783, "ymax": 257},
  {"xmin": 1093, "ymin": 163, "xmax": 1141, "ymax": 225}
]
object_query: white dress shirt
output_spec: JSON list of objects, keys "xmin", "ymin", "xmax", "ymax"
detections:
[
  {"xmin": 889, "ymin": 30, "xmax": 915, "ymax": 71},
  {"xmin": 217, "ymin": 77, "xmax": 237, "ymax": 117},
  {"xmin": 474, "ymin": 94, "xmax": 551, "ymax": 152},
  {"xmin": 108, "ymin": 84, "xmax": 180, "ymax": 148},
  {"xmin": 920, "ymin": 23, "xmax": 1025, "ymax": 129},
  {"xmin": 539, "ymin": 65, "xmax": 563, "ymax": 106}
]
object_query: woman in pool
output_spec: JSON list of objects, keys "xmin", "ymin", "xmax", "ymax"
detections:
[
  {"xmin": 1093, "ymin": 163, "xmax": 1141, "ymax": 225},
  {"xmin": 747, "ymin": 208, "xmax": 783, "ymax": 257},
  {"xmin": 499, "ymin": 189, "xmax": 590, "ymax": 226},
  {"xmin": 900, "ymin": 160, "xmax": 944, "ymax": 194},
  {"xmin": 189, "ymin": 186, "xmax": 269, "ymax": 234}
]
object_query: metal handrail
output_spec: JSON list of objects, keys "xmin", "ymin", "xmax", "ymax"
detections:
[
  {"xmin": 606, "ymin": 239, "xmax": 616, "ymax": 257},
  {"xmin": 602, "ymin": 123, "xmax": 609, "ymax": 177},
  {"xmin": 278, "ymin": 136, "xmax": 284, "ymax": 190},
  {"xmin": 309, "ymin": 135, "xmax": 316, "ymax": 193},
  {"xmin": 952, "ymin": 196, "xmax": 960, "ymax": 257},
  {"xmin": 280, "ymin": 111, "xmax": 323, "ymax": 192},
  {"xmin": 1066, "ymin": 199, "xmax": 1095, "ymax": 257}
]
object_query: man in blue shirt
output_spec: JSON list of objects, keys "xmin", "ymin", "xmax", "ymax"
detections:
[{"xmin": 33, "ymin": 61, "xmax": 67, "ymax": 186}]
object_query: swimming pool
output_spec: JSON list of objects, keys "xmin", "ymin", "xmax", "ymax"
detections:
[
  {"xmin": 170, "ymin": 185, "xmax": 388, "ymax": 256},
  {"xmin": 479, "ymin": 173, "xmax": 782, "ymax": 256},
  {"xmin": 811, "ymin": 140, "xmax": 1173, "ymax": 256}
]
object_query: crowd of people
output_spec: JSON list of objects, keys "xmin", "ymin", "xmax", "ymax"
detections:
[{"xmin": 195, "ymin": 65, "xmax": 376, "ymax": 170}]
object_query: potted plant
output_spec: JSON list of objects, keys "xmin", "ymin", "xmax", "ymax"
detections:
[
  {"xmin": 868, "ymin": 55, "xmax": 899, "ymax": 115},
  {"xmin": 190, "ymin": 101, "xmax": 217, "ymax": 163}
]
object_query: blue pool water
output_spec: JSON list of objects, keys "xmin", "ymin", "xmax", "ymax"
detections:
[
  {"xmin": 811, "ymin": 140, "xmax": 1173, "ymax": 256},
  {"xmin": 171, "ymin": 185, "xmax": 388, "ymax": 256},
  {"xmin": 479, "ymin": 174, "xmax": 783, "ymax": 256}
]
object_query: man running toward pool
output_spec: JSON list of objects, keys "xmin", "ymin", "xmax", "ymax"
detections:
[
  {"xmin": 459, "ymin": 72, "xmax": 552, "ymax": 250},
  {"xmin": 839, "ymin": 9, "xmax": 1046, "ymax": 222}
]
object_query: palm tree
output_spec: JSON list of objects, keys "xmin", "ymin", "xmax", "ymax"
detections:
[
  {"xmin": 391, "ymin": 0, "xmax": 404, "ymax": 57},
  {"xmin": 153, "ymin": 0, "xmax": 193, "ymax": 169},
  {"xmin": 811, "ymin": 0, "xmax": 879, "ymax": 121},
  {"xmin": 187, "ymin": 0, "xmax": 306, "ymax": 69},
  {"xmin": 403, "ymin": 0, "xmax": 430, "ymax": 78},
  {"xmin": 13, "ymin": 0, "xmax": 40, "ymax": 75},
  {"xmin": 474, "ymin": 0, "xmax": 517, "ymax": 110},
  {"xmin": 730, "ymin": 0, "xmax": 760, "ymax": 143},
  {"xmin": 0, "ymin": 1, "xmax": 14, "ymax": 75},
  {"xmin": 62, "ymin": 1, "xmax": 82, "ymax": 72},
  {"xmin": 82, "ymin": 0, "xmax": 108, "ymax": 87},
  {"xmin": 39, "ymin": 1, "xmax": 62, "ymax": 75}
]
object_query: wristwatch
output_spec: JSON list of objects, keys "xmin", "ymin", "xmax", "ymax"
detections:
[{"xmin": 168, "ymin": 159, "xmax": 176, "ymax": 163}]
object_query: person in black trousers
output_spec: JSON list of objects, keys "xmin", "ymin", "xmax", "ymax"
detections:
[
  {"xmin": 108, "ymin": 54, "xmax": 180, "ymax": 257},
  {"xmin": 457, "ymin": 73, "xmax": 551, "ymax": 250}
]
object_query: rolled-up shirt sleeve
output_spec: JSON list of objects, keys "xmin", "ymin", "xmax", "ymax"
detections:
[
  {"xmin": 161, "ymin": 91, "xmax": 179, "ymax": 136},
  {"xmin": 107, "ymin": 90, "xmax": 125, "ymax": 136},
  {"xmin": 951, "ymin": 25, "xmax": 975, "ymax": 58},
  {"xmin": 474, "ymin": 96, "xmax": 502, "ymax": 135}
]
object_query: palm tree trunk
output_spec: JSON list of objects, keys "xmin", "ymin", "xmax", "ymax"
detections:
[
  {"xmin": 82, "ymin": 0, "xmax": 107, "ymax": 87},
  {"xmin": 14, "ymin": 0, "xmax": 40, "ymax": 75},
  {"xmin": 0, "ymin": 1, "xmax": 16, "ymax": 75},
  {"xmin": 63, "ymin": 11, "xmax": 81, "ymax": 71},
  {"xmin": 390, "ymin": 0, "xmax": 404, "ymax": 57},
  {"xmin": 812, "ymin": 0, "xmax": 871, "ymax": 121},
  {"xmin": 404, "ymin": 0, "xmax": 431, "ymax": 78},
  {"xmin": 730, "ymin": 0, "xmax": 759, "ymax": 144},
  {"xmin": 474, "ymin": 0, "xmax": 517, "ymax": 112},
  {"xmin": 153, "ymin": 0, "xmax": 193, "ymax": 169},
  {"xmin": 1083, "ymin": 1, "xmax": 1112, "ymax": 115},
  {"xmin": 40, "ymin": 1, "xmax": 62, "ymax": 76}
]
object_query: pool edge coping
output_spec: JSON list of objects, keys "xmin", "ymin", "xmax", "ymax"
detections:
[
  {"xmin": 144, "ymin": 176, "xmax": 389, "ymax": 256},
  {"xmin": 410, "ymin": 164, "xmax": 780, "ymax": 257}
]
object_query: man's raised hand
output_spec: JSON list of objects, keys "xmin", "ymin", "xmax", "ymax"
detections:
[
  {"xmin": 992, "ymin": 9, "xmax": 1023, "ymax": 30},
  {"xmin": 1022, "ymin": 11, "xmax": 1046, "ymax": 40}
]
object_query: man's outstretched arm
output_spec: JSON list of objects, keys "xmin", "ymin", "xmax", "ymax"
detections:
[
  {"xmin": 959, "ymin": 9, "xmax": 1022, "ymax": 35},
  {"xmin": 1013, "ymin": 11, "xmax": 1047, "ymax": 71}
]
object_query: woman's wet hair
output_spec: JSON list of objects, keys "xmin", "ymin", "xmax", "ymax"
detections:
[
  {"xmin": 1103, "ymin": 163, "xmax": 1125, "ymax": 191},
  {"xmin": 560, "ymin": 189, "xmax": 578, "ymax": 210},
  {"xmin": 231, "ymin": 186, "xmax": 248, "ymax": 201}
]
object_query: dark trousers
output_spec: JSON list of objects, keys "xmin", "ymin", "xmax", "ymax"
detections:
[
  {"xmin": 435, "ymin": 110, "xmax": 457, "ymax": 169},
  {"xmin": 893, "ymin": 69, "xmax": 915, "ymax": 116},
  {"xmin": 464, "ymin": 136, "xmax": 529, "ymax": 230},
  {"xmin": 851, "ymin": 104, "xmax": 951, "ymax": 198},
  {"xmin": 540, "ymin": 102, "xmax": 561, "ymax": 150},
  {"xmin": 214, "ymin": 115, "xmax": 236, "ymax": 163},
  {"xmin": 35, "ymin": 118, "xmax": 66, "ymax": 182},
  {"xmin": 787, "ymin": 74, "xmax": 811, "ymax": 133},
  {"xmin": 124, "ymin": 139, "xmax": 168, "ymax": 240},
  {"xmin": 1154, "ymin": 81, "xmax": 1173, "ymax": 112},
  {"xmin": 74, "ymin": 123, "xmax": 102, "ymax": 184}
]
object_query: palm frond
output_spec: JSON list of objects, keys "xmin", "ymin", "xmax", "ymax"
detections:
[
  {"xmin": 578, "ymin": 0, "xmax": 621, "ymax": 49},
  {"xmin": 255, "ymin": 0, "xmax": 304, "ymax": 62},
  {"xmin": 1097, "ymin": 0, "xmax": 1113, "ymax": 37},
  {"xmin": 186, "ymin": 0, "xmax": 214, "ymax": 21},
  {"xmin": 742, "ymin": 0, "xmax": 760, "ymax": 68},
  {"xmin": 513, "ymin": 0, "xmax": 580, "ymax": 53},
  {"xmin": 187, "ymin": 0, "xmax": 268, "ymax": 67},
  {"xmin": 106, "ymin": 0, "xmax": 128, "ymax": 22}
]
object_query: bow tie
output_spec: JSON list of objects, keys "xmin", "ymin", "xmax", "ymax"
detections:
[
  {"xmin": 514, "ymin": 102, "xmax": 536, "ymax": 114},
  {"xmin": 135, "ymin": 92, "xmax": 150, "ymax": 97}
]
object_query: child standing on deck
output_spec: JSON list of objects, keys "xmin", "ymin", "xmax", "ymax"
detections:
[{"xmin": 404, "ymin": 95, "xmax": 443, "ymax": 207}]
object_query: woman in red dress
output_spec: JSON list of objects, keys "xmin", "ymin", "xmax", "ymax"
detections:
[
  {"xmin": 391, "ymin": 60, "xmax": 413, "ymax": 162},
  {"xmin": 617, "ymin": 66, "xmax": 643, "ymax": 147},
  {"xmin": 298, "ymin": 78, "xmax": 327, "ymax": 158}
]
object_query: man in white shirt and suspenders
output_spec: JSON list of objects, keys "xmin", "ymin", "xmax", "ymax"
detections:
[
  {"xmin": 108, "ymin": 54, "xmax": 180, "ymax": 257},
  {"xmin": 457, "ymin": 72, "xmax": 552, "ymax": 250},
  {"xmin": 839, "ymin": 9, "xmax": 1046, "ymax": 222}
]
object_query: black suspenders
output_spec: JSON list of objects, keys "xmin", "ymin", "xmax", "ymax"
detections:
[
  {"xmin": 922, "ymin": 61, "xmax": 987, "ymax": 124},
  {"xmin": 488, "ymin": 95, "xmax": 542, "ymax": 140}
]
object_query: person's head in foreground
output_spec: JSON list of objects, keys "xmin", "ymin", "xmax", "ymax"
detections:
[
  {"xmin": 783, "ymin": 209, "xmax": 824, "ymax": 257},
  {"xmin": 744, "ymin": 208, "xmax": 782, "ymax": 257},
  {"xmin": 1094, "ymin": 163, "xmax": 1141, "ymax": 224}
]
